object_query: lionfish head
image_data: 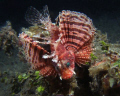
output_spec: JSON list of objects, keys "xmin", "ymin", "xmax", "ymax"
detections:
[{"xmin": 56, "ymin": 51, "xmax": 75, "ymax": 80}]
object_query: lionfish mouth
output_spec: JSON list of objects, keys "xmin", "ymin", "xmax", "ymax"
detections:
[{"xmin": 60, "ymin": 68, "xmax": 74, "ymax": 79}]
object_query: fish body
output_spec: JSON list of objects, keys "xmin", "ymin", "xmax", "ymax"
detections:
[{"xmin": 19, "ymin": 6, "xmax": 95, "ymax": 79}]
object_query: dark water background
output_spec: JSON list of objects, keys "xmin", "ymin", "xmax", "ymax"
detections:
[
  {"xmin": 0, "ymin": 0, "xmax": 120, "ymax": 42},
  {"xmin": 0, "ymin": 0, "xmax": 120, "ymax": 96}
]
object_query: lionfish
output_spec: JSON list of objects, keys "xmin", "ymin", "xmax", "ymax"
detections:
[{"xmin": 19, "ymin": 5, "xmax": 96, "ymax": 79}]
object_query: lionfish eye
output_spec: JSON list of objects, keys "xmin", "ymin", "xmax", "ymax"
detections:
[{"xmin": 66, "ymin": 62, "xmax": 70, "ymax": 67}]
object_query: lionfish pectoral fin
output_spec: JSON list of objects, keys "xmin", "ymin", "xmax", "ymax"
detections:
[
  {"xmin": 19, "ymin": 32, "xmax": 57, "ymax": 77},
  {"xmin": 39, "ymin": 65, "xmax": 57, "ymax": 77},
  {"xmin": 75, "ymin": 55, "xmax": 90, "ymax": 67},
  {"xmin": 75, "ymin": 46, "xmax": 92, "ymax": 66},
  {"xmin": 19, "ymin": 32, "xmax": 49, "ymax": 63}
]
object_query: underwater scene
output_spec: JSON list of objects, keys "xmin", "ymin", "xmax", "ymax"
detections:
[{"xmin": 0, "ymin": 0, "xmax": 120, "ymax": 96}]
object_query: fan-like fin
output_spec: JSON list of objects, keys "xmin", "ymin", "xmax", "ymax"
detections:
[
  {"xmin": 75, "ymin": 45, "xmax": 93, "ymax": 66},
  {"xmin": 59, "ymin": 10, "xmax": 95, "ymax": 52},
  {"xmin": 19, "ymin": 32, "xmax": 57, "ymax": 77}
]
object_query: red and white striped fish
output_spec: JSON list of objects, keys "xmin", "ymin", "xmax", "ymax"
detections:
[{"xmin": 19, "ymin": 6, "xmax": 96, "ymax": 79}]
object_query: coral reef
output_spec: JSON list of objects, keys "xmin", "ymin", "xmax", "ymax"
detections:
[
  {"xmin": 0, "ymin": 21, "xmax": 18, "ymax": 55},
  {"xmin": 21, "ymin": 24, "xmax": 50, "ymax": 38},
  {"xmin": 0, "ymin": 70, "xmax": 48, "ymax": 96},
  {"xmin": 89, "ymin": 30, "xmax": 120, "ymax": 96}
]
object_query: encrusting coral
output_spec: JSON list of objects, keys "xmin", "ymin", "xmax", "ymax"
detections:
[
  {"xmin": 0, "ymin": 21, "xmax": 18, "ymax": 55},
  {"xmin": 89, "ymin": 30, "xmax": 120, "ymax": 96}
]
